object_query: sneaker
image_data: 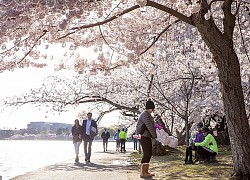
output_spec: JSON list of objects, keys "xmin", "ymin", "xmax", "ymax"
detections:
[
  {"xmin": 75, "ymin": 156, "xmax": 79, "ymax": 163},
  {"xmin": 193, "ymin": 159, "xmax": 199, "ymax": 163},
  {"xmin": 184, "ymin": 160, "xmax": 193, "ymax": 165},
  {"xmin": 199, "ymin": 159, "xmax": 208, "ymax": 164}
]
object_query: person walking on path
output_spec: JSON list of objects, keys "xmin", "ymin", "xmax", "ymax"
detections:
[
  {"xmin": 101, "ymin": 128, "xmax": 110, "ymax": 152},
  {"xmin": 132, "ymin": 131, "xmax": 138, "ymax": 150},
  {"xmin": 82, "ymin": 112, "xmax": 98, "ymax": 162},
  {"xmin": 114, "ymin": 129, "xmax": 121, "ymax": 151},
  {"xmin": 119, "ymin": 128, "xmax": 127, "ymax": 152},
  {"xmin": 184, "ymin": 122, "xmax": 204, "ymax": 164},
  {"xmin": 136, "ymin": 99, "xmax": 157, "ymax": 178},
  {"xmin": 195, "ymin": 126, "xmax": 218, "ymax": 163},
  {"xmin": 71, "ymin": 119, "xmax": 83, "ymax": 163}
]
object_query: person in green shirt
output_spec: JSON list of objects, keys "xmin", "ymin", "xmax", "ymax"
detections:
[
  {"xmin": 119, "ymin": 128, "xmax": 127, "ymax": 152},
  {"xmin": 195, "ymin": 126, "xmax": 218, "ymax": 163}
]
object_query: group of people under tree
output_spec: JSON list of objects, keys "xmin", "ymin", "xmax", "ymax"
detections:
[
  {"xmin": 71, "ymin": 113, "xmax": 129, "ymax": 163},
  {"xmin": 71, "ymin": 112, "xmax": 98, "ymax": 163},
  {"xmin": 184, "ymin": 122, "xmax": 218, "ymax": 164},
  {"xmin": 71, "ymin": 100, "xmax": 219, "ymax": 178},
  {"xmin": 100, "ymin": 127, "xmax": 127, "ymax": 152},
  {"xmin": 112, "ymin": 128, "xmax": 128, "ymax": 152},
  {"xmin": 135, "ymin": 99, "xmax": 219, "ymax": 178}
]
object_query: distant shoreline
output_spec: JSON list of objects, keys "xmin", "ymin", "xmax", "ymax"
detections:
[{"xmin": 1, "ymin": 139, "xmax": 119, "ymax": 142}]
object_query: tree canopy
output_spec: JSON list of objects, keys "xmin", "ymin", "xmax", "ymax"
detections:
[{"xmin": 1, "ymin": 0, "xmax": 250, "ymax": 178}]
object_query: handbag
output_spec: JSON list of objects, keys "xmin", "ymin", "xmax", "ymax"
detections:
[{"xmin": 90, "ymin": 126, "xmax": 98, "ymax": 137}]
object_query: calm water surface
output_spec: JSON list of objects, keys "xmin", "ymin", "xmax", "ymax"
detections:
[{"xmin": 0, "ymin": 140, "xmax": 132, "ymax": 180}]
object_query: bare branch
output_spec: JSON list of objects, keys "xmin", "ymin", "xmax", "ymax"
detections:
[
  {"xmin": 140, "ymin": 20, "xmax": 180, "ymax": 55},
  {"xmin": 96, "ymin": 107, "xmax": 119, "ymax": 122},
  {"xmin": 147, "ymin": 1, "xmax": 193, "ymax": 25},
  {"xmin": 208, "ymin": 0, "xmax": 225, "ymax": 9},
  {"xmin": 17, "ymin": 30, "xmax": 48, "ymax": 64},
  {"xmin": 98, "ymin": 25, "xmax": 117, "ymax": 54},
  {"xmin": 237, "ymin": 14, "xmax": 250, "ymax": 63},
  {"xmin": 77, "ymin": 96, "xmax": 140, "ymax": 114},
  {"xmin": 222, "ymin": 0, "xmax": 236, "ymax": 39}
]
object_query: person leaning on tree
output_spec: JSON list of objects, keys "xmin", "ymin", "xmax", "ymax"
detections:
[{"xmin": 136, "ymin": 99, "xmax": 157, "ymax": 178}]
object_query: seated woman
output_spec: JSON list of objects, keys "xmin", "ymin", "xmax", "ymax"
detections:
[
  {"xmin": 184, "ymin": 122, "xmax": 204, "ymax": 164},
  {"xmin": 195, "ymin": 126, "xmax": 218, "ymax": 163}
]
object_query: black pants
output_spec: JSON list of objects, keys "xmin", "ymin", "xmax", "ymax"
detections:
[
  {"xmin": 185, "ymin": 146, "xmax": 197, "ymax": 162},
  {"xmin": 120, "ymin": 139, "xmax": 126, "ymax": 152},
  {"xmin": 103, "ymin": 139, "xmax": 108, "ymax": 151},
  {"xmin": 139, "ymin": 137, "xmax": 152, "ymax": 163},
  {"xmin": 196, "ymin": 146, "xmax": 217, "ymax": 160},
  {"xmin": 83, "ymin": 136, "xmax": 93, "ymax": 161}
]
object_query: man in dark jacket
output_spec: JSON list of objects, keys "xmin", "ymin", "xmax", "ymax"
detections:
[
  {"xmin": 101, "ymin": 128, "xmax": 110, "ymax": 152},
  {"xmin": 82, "ymin": 112, "xmax": 98, "ymax": 162}
]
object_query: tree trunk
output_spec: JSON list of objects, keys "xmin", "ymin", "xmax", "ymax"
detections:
[
  {"xmin": 194, "ymin": 20, "xmax": 250, "ymax": 179},
  {"xmin": 185, "ymin": 115, "xmax": 189, "ymax": 146},
  {"xmin": 214, "ymin": 51, "xmax": 250, "ymax": 179},
  {"xmin": 176, "ymin": 129, "xmax": 186, "ymax": 146},
  {"xmin": 152, "ymin": 139, "xmax": 167, "ymax": 156}
]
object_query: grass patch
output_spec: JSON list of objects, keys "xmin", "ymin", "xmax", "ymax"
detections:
[{"xmin": 131, "ymin": 145, "xmax": 233, "ymax": 179}]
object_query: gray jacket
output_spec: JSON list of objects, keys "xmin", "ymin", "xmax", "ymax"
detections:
[{"xmin": 136, "ymin": 110, "xmax": 157, "ymax": 139}]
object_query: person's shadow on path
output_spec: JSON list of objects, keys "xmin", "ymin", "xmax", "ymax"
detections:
[{"xmin": 46, "ymin": 161, "xmax": 138, "ymax": 172}]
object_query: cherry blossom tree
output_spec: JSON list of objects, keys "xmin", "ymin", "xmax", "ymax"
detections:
[
  {"xmin": 1, "ymin": 0, "xmax": 250, "ymax": 178},
  {"xmin": 4, "ymin": 56, "xmax": 220, "ymax": 145},
  {"xmin": 135, "ymin": 51, "xmax": 222, "ymax": 145}
]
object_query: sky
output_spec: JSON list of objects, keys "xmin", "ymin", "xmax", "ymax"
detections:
[
  {"xmin": 0, "ymin": 45, "xmax": 121, "ymax": 130},
  {"xmin": 0, "ymin": 66, "xmax": 122, "ymax": 130},
  {"xmin": 0, "ymin": 66, "xmax": 75, "ymax": 129}
]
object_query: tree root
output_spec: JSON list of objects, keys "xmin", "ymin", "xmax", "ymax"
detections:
[{"xmin": 230, "ymin": 172, "xmax": 250, "ymax": 180}]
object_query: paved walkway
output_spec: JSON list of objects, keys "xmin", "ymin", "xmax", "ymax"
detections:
[{"xmin": 11, "ymin": 148, "xmax": 145, "ymax": 180}]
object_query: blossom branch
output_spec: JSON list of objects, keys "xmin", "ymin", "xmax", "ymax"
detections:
[
  {"xmin": 57, "ymin": 4, "xmax": 141, "ymax": 40},
  {"xmin": 17, "ymin": 30, "xmax": 48, "ymax": 64},
  {"xmin": 147, "ymin": 0, "xmax": 192, "ymax": 25},
  {"xmin": 140, "ymin": 20, "xmax": 180, "ymax": 55}
]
